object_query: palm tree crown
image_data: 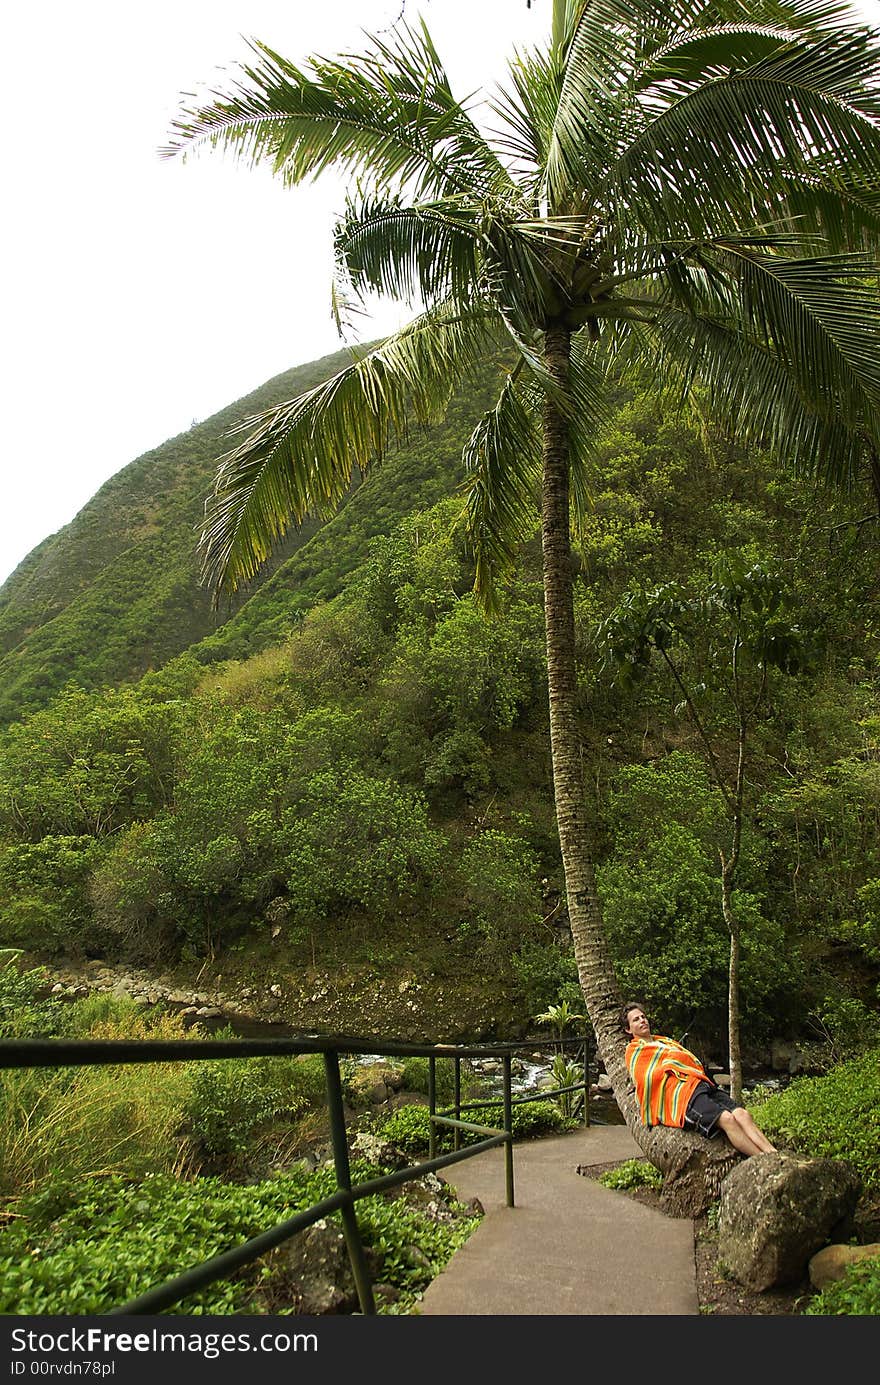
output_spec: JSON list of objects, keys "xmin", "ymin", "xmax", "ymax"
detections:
[{"xmin": 165, "ymin": 0, "xmax": 880, "ymax": 604}]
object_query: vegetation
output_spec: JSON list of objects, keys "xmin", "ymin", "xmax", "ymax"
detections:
[
  {"xmin": 0, "ymin": 1166, "xmax": 474, "ymax": 1316},
  {"xmin": 375, "ymin": 1099, "xmax": 574, "ymax": 1157},
  {"xmin": 805, "ymin": 1256, "xmax": 880, "ymax": 1316},
  {"xmin": 1, "ymin": 0, "xmax": 879, "ymax": 1317},
  {"xmin": 751, "ymin": 1047, "xmax": 880, "ymax": 1190},
  {"xmin": 1, "ymin": 380, "xmax": 878, "ymax": 1042},
  {"xmin": 598, "ymin": 1159, "xmax": 663, "ymax": 1193}
]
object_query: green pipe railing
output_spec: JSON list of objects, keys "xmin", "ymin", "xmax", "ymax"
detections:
[{"xmin": 0, "ymin": 1029, "xmax": 593, "ymax": 1316}]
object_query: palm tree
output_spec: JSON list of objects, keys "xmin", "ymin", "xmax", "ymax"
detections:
[{"xmin": 166, "ymin": 0, "xmax": 880, "ymax": 1208}]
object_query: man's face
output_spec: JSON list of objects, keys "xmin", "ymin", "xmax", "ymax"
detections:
[{"xmin": 625, "ymin": 1007, "xmax": 651, "ymax": 1039}]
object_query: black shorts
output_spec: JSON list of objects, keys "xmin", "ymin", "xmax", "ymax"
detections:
[{"xmin": 683, "ymin": 1081, "xmax": 739, "ymax": 1139}]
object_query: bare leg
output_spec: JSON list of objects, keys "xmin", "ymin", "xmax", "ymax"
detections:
[
  {"xmin": 718, "ymin": 1109, "xmax": 776, "ymax": 1157},
  {"xmin": 732, "ymin": 1107, "xmax": 777, "ymax": 1154}
]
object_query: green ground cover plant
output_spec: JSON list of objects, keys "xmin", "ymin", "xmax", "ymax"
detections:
[
  {"xmin": 805, "ymin": 1256, "xmax": 880, "ymax": 1316},
  {"xmin": 752, "ymin": 1047, "xmax": 880, "ymax": 1189},
  {"xmin": 0, "ymin": 1163, "xmax": 476, "ymax": 1315},
  {"xmin": 598, "ymin": 1159, "xmax": 663, "ymax": 1193}
]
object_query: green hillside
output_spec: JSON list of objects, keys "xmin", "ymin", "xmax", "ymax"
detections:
[{"xmin": 0, "ymin": 343, "xmax": 499, "ymax": 724}]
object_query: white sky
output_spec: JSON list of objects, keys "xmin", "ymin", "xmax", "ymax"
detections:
[{"xmin": 1, "ymin": 0, "xmax": 878, "ymax": 587}]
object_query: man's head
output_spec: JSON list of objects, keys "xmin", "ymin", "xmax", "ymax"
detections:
[{"xmin": 621, "ymin": 1001, "xmax": 651, "ymax": 1040}]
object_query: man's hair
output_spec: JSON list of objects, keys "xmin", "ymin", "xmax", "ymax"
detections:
[{"xmin": 620, "ymin": 1000, "xmax": 648, "ymax": 1034}]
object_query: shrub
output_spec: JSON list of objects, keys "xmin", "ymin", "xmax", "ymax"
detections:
[
  {"xmin": 399, "ymin": 1057, "xmax": 458, "ymax": 1103},
  {"xmin": 377, "ymin": 1098, "xmax": 572, "ymax": 1156},
  {"xmin": 511, "ymin": 939, "xmax": 580, "ymax": 1018},
  {"xmin": 805, "ymin": 1256, "xmax": 880, "ymax": 1316},
  {"xmin": 754, "ymin": 1047, "xmax": 880, "ymax": 1188},
  {"xmin": 0, "ymin": 958, "xmax": 62, "ymax": 1038},
  {"xmin": 288, "ymin": 1054, "xmax": 329, "ymax": 1107},
  {"xmin": 599, "ymin": 1159, "xmax": 663, "ymax": 1192},
  {"xmin": 374, "ymin": 1105, "xmax": 433, "ymax": 1156},
  {"xmin": 181, "ymin": 1057, "xmax": 307, "ymax": 1169}
]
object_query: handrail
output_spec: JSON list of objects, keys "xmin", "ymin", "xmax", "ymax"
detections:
[{"xmin": 0, "ymin": 1029, "xmax": 593, "ymax": 1316}]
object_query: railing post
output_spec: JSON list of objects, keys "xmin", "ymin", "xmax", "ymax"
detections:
[
  {"xmin": 428, "ymin": 1053, "xmax": 437, "ymax": 1160},
  {"xmin": 583, "ymin": 1034, "xmax": 591, "ymax": 1128},
  {"xmin": 502, "ymin": 1051, "xmax": 514, "ymax": 1208},
  {"xmin": 323, "ymin": 1050, "xmax": 376, "ymax": 1315},
  {"xmin": 453, "ymin": 1056, "xmax": 461, "ymax": 1152}
]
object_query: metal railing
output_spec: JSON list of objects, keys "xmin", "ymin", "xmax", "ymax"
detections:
[{"xmin": 0, "ymin": 1030, "xmax": 593, "ymax": 1316}]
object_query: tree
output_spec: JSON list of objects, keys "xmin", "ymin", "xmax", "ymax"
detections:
[
  {"xmin": 167, "ymin": 1, "xmax": 880, "ymax": 1208},
  {"xmin": 599, "ymin": 558, "xmax": 822, "ymax": 1100}
]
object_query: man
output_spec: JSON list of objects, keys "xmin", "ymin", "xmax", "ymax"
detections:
[{"xmin": 622, "ymin": 1002, "xmax": 776, "ymax": 1157}]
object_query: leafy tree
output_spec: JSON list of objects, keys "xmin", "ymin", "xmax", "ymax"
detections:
[
  {"xmin": 454, "ymin": 828, "xmax": 544, "ymax": 959},
  {"xmin": 598, "ymin": 556, "xmax": 822, "ymax": 1096},
  {"xmin": 0, "ymin": 685, "xmax": 185, "ymax": 840},
  {"xmin": 597, "ymin": 752, "xmax": 798, "ymax": 1052},
  {"xmin": 0, "ymin": 836, "xmax": 104, "ymax": 953},
  {"xmin": 167, "ymin": 0, "xmax": 880, "ymax": 1195}
]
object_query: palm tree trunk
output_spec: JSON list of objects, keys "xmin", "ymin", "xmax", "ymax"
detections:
[
  {"xmin": 540, "ymin": 324, "xmax": 739, "ymax": 1211},
  {"xmin": 540, "ymin": 325, "xmax": 627, "ymax": 1092}
]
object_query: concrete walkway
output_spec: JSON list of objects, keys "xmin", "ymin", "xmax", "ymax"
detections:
[{"xmin": 418, "ymin": 1124, "xmax": 699, "ymax": 1316}]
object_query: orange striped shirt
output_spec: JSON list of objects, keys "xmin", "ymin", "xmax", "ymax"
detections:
[{"xmin": 625, "ymin": 1034, "xmax": 708, "ymax": 1129}]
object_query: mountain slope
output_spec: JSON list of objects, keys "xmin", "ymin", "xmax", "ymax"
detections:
[{"xmin": 0, "ymin": 347, "xmax": 501, "ymax": 723}]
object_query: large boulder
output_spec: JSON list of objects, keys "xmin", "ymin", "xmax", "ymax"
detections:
[
  {"xmin": 717, "ymin": 1153, "xmax": 862, "ymax": 1291},
  {"xmin": 809, "ymin": 1243, "xmax": 880, "ymax": 1291},
  {"xmin": 256, "ymin": 1221, "xmax": 382, "ymax": 1314}
]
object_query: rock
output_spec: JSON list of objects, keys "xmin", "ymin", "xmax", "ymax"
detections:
[
  {"xmin": 714, "ymin": 1073, "xmax": 731, "ymax": 1089},
  {"xmin": 597, "ymin": 1074, "xmax": 614, "ymax": 1093},
  {"xmin": 373, "ymin": 1283, "xmax": 402, "ymax": 1307},
  {"xmin": 717, "ymin": 1153, "xmax": 862, "ymax": 1290},
  {"xmin": 809, "ymin": 1242, "xmax": 880, "ymax": 1290},
  {"xmin": 348, "ymin": 1063, "xmax": 398, "ymax": 1105},
  {"xmin": 404, "ymin": 1244, "xmax": 434, "ymax": 1273},
  {"xmin": 770, "ymin": 1038, "xmax": 806, "ymax": 1074},
  {"xmin": 264, "ymin": 1222, "xmax": 373, "ymax": 1314}
]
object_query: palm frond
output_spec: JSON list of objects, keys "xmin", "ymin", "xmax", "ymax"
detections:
[
  {"xmin": 489, "ymin": 47, "xmax": 564, "ymax": 186},
  {"xmin": 777, "ymin": 169, "xmax": 880, "ymax": 249},
  {"xmin": 164, "ymin": 22, "xmax": 512, "ymax": 202},
  {"xmin": 608, "ymin": 26, "xmax": 880, "ymax": 239},
  {"xmin": 718, "ymin": 245, "xmax": 880, "ymax": 428},
  {"xmin": 199, "ymin": 300, "xmax": 500, "ymax": 597},
  {"xmin": 630, "ymin": 303, "xmax": 871, "ymax": 488},
  {"xmin": 567, "ymin": 332, "xmax": 615, "ymax": 530},
  {"xmin": 462, "ymin": 377, "xmax": 542, "ymax": 612},
  {"xmin": 333, "ymin": 194, "xmax": 484, "ymax": 310},
  {"xmin": 544, "ymin": 1, "xmax": 643, "ymax": 206}
]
